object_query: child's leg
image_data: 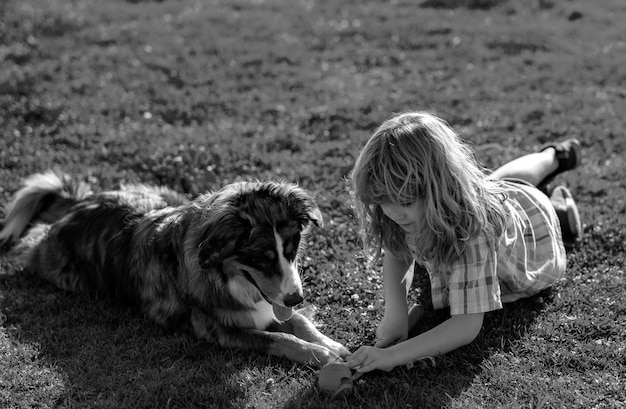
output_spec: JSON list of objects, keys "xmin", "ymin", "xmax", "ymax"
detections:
[
  {"xmin": 488, "ymin": 148, "xmax": 558, "ymax": 186},
  {"xmin": 489, "ymin": 139, "xmax": 584, "ymax": 241},
  {"xmin": 488, "ymin": 139, "xmax": 581, "ymax": 188}
]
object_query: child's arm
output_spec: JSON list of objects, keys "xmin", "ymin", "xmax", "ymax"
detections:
[
  {"xmin": 375, "ymin": 251, "xmax": 414, "ymax": 347},
  {"xmin": 347, "ymin": 312, "xmax": 484, "ymax": 373}
]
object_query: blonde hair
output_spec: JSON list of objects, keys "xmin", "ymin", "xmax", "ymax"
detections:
[{"xmin": 351, "ymin": 111, "xmax": 508, "ymax": 269}]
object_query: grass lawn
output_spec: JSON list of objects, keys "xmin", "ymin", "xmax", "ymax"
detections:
[{"xmin": 1, "ymin": 0, "xmax": 625, "ymax": 408}]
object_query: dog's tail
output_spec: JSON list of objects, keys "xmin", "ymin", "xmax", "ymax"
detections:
[{"xmin": 0, "ymin": 171, "xmax": 92, "ymax": 245}]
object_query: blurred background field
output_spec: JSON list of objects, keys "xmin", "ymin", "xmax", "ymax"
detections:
[{"xmin": 0, "ymin": 0, "xmax": 624, "ymax": 408}]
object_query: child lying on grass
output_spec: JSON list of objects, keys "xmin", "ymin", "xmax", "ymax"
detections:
[{"xmin": 347, "ymin": 111, "xmax": 581, "ymax": 374}]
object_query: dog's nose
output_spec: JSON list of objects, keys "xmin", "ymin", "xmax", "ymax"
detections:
[{"xmin": 283, "ymin": 293, "xmax": 303, "ymax": 307}]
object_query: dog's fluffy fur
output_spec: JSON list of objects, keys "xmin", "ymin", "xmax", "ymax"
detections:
[{"xmin": 0, "ymin": 171, "xmax": 349, "ymax": 367}]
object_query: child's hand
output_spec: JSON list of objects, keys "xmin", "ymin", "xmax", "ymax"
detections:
[
  {"xmin": 375, "ymin": 313, "xmax": 408, "ymax": 348},
  {"xmin": 346, "ymin": 346, "xmax": 397, "ymax": 374}
]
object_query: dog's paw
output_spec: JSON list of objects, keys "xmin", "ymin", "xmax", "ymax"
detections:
[
  {"xmin": 317, "ymin": 337, "xmax": 350, "ymax": 359},
  {"xmin": 311, "ymin": 346, "xmax": 346, "ymax": 369}
]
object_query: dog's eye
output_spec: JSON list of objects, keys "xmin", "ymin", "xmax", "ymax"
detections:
[
  {"xmin": 282, "ymin": 242, "xmax": 299, "ymax": 261},
  {"xmin": 264, "ymin": 250, "xmax": 276, "ymax": 260}
]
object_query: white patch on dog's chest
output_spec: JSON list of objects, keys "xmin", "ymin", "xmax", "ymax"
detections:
[
  {"xmin": 250, "ymin": 299, "xmax": 276, "ymax": 329},
  {"xmin": 227, "ymin": 274, "xmax": 276, "ymax": 329}
]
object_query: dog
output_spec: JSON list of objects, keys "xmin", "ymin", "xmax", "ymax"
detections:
[{"xmin": 0, "ymin": 171, "xmax": 349, "ymax": 367}]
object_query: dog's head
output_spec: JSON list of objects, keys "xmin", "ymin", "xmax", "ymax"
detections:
[{"xmin": 195, "ymin": 181, "xmax": 322, "ymax": 320}]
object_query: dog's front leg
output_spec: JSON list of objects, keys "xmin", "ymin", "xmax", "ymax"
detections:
[
  {"xmin": 188, "ymin": 308, "xmax": 341, "ymax": 368},
  {"xmin": 251, "ymin": 329, "xmax": 343, "ymax": 368},
  {"xmin": 269, "ymin": 312, "xmax": 350, "ymax": 361}
]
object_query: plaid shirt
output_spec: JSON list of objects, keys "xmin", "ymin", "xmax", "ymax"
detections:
[{"xmin": 406, "ymin": 181, "xmax": 567, "ymax": 315}]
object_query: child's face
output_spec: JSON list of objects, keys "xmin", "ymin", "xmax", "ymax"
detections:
[{"xmin": 379, "ymin": 201, "xmax": 423, "ymax": 233}]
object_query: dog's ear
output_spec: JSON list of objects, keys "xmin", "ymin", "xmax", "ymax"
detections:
[
  {"xmin": 290, "ymin": 188, "xmax": 323, "ymax": 229},
  {"xmin": 197, "ymin": 208, "xmax": 251, "ymax": 269},
  {"xmin": 305, "ymin": 206, "xmax": 323, "ymax": 228}
]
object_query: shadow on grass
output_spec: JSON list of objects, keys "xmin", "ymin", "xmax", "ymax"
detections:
[{"xmin": 0, "ymin": 261, "xmax": 250, "ymax": 409}]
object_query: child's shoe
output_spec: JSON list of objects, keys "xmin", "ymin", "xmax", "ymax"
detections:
[
  {"xmin": 550, "ymin": 185, "xmax": 582, "ymax": 242},
  {"xmin": 538, "ymin": 138, "xmax": 582, "ymax": 195}
]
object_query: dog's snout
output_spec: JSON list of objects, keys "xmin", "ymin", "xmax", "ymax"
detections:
[{"xmin": 283, "ymin": 293, "xmax": 303, "ymax": 307}]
